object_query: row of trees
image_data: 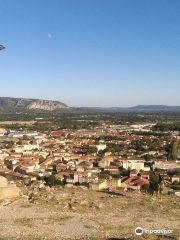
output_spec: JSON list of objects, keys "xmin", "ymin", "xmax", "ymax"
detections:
[
  {"xmin": 171, "ymin": 141, "xmax": 178, "ymax": 160},
  {"xmin": 153, "ymin": 122, "xmax": 180, "ymax": 132}
]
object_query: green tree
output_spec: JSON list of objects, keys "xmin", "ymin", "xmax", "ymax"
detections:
[
  {"xmin": 172, "ymin": 141, "xmax": 178, "ymax": 160},
  {"xmin": 59, "ymin": 144, "xmax": 65, "ymax": 149},
  {"xmin": 67, "ymin": 134, "xmax": 73, "ymax": 139},
  {"xmin": 172, "ymin": 180, "xmax": 179, "ymax": 185},
  {"xmin": 39, "ymin": 156, "xmax": 45, "ymax": 164},
  {"xmin": 48, "ymin": 175, "xmax": 57, "ymax": 186},
  {"xmin": 22, "ymin": 135, "xmax": 29, "ymax": 140},
  {"xmin": 86, "ymin": 146, "xmax": 98, "ymax": 154},
  {"xmin": 145, "ymin": 154, "xmax": 152, "ymax": 161},
  {"xmin": 141, "ymin": 184, "xmax": 149, "ymax": 191},
  {"xmin": 149, "ymin": 171, "xmax": 159, "ymax": 183},
  {"xmin": 16, "ymin": 140, "xmax": 22, "ymax": 145}
]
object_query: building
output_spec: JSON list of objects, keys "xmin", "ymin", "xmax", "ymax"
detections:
[
  {"xmin": 171, "ymin": 175, "xmax": 180, "ymax": 183},
  {"xmin": 122, "ymin": 159, "xmax": 145, "ymax": 171},
  {"xmin": 90, "ymin": 177, "xmax": 121, "ymax": 190},
  {"xmin": 8, "ymin": 131, "xmax": 38, "ymax": 138},
  {"xmin": 96, "ymin": 144, "xmax": 106, "ymax": 151}
]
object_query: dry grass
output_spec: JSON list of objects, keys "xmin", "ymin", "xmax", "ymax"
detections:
[{"xmin": 0, "ymin": 121, "xmax": 36, "ymax": 125}]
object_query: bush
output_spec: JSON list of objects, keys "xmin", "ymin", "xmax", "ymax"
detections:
[
  {"xmin": 74, "ymin": 182, "xmax": 80, "ymax": 186},
  {"xmin": 171, "ymin": 185, "xmax": 180, "ymax": 190},
  {"xmin": 172, "ymin": 180, "xmax": 179, "ymax": 185},
  {"xmin": 141, "ymin": 184, "xmax": 149, "ymax": 191},
  {"xmin": 81, "ymin": 182, "xmax": 89, "ymax": 188}
]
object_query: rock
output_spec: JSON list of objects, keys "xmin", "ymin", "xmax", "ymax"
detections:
[
  {"xmin": 80, "ymin": 200, "xmax": 89, "ymax": 205},
  {"xmin": 21, "ymin": 195, "xmax": 29, "ymax": 199},
  {"xmin": 0, "ymin": 185, "xmax": 20, "ymax": 199},
  {"xmin": 64, "ymin": 203, "xmax": 72, "ymax": 209},
  {"xmin": 0, "ymin": 176, "xmax": 8, "ymax": 188},
  {"xmin": 55, "ymin": 193, "xmax": 67, "ymax": 199},
  {"xmin": 28, "ymin": 193, "xmax": 34, "ymax": 200},
  {"xmin": 98, "ymin": 203, "xmax": 104, "ymax": 209},
  {"xmin": 65, "ymin": 184, "xmax": 73, "ymax": 188},
  {"xmin": 80, "ymin": 186, "xmax": 88, "ymax": 190}
]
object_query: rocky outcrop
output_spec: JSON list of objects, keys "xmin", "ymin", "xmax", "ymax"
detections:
[
  {"xmin": 27, "ymin": 100, "xmax": 68, "ymax": 111},
  {"xmin": 0, "ymin": 185, "xmax": 20, "ymax": 199},
  {"xmin": 0, "ymin": 176, "xmax": 8, "ymax": 188},
  {"xmin": 0, "ymin": 97, "xmax": 69, "ymax": 111},
  {"xmin": 0, "ymin": 176, "xmax": 20, "ymax": 199}
]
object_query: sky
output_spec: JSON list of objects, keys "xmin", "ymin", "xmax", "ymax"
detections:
[{"xmin": 0, "ymin": 0, "xmax": 180, "ymax": 107}]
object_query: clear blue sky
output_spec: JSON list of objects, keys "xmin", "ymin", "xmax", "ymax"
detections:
[{"xmin": 0, "ymin": 0, "xmax": 180, "ymax": 107}]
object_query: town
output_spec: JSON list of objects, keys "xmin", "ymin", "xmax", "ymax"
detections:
[
  {"xmin": 1, "ymin": 114, "xmax": 180, "ymax": 197},
  {"xmin": 0, "ymin": 113, "xmax": 180, "ymax": 239}
]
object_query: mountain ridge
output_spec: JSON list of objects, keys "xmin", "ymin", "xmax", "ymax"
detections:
[
  {"xmin": 0, "ymin": 97, "xmax": 69, "ymax": 111},
  {"xmin": 1, "ymin": 97, "xmax": 180, "ymax": 112}
]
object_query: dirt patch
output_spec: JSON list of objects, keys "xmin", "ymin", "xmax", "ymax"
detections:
[{"xmin": 0, "ymin": 188, "xmax": 179, "ymax": 240}]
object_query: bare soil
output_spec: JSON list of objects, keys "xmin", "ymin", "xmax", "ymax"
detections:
[{"xmin": 0, "ymin": 187, "xmax": 179, "ymax": 240}]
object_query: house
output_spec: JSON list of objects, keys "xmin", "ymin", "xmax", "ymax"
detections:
[
  {"xmin": 74, "ymin": 171, "xmax": 91, "ymax": 183},
  {"xmin": 96, "ymin": 144, "xmax": 106, "ymax": 151},
  {"xmin": 90, "ymin": 179, "xmax": 107, "ymax": 190},
  {"xmin": 9, "ymin": 152, "xmax": 22, "ymax": 159},
  {"xmin": 171, "ymin": 175, "xmax": 180, "ymax": 183},
  {"xmin": 121, "ymin": 176, "xmax": 149, "ymax": 190},
  {"xmin": 76, "ymin": 160, "xmax": 94, "ymax": 169},
  {"xmin": 51, "ymin": 131, "xmax": 69, "ymax": 137},
  {"xmin": 130, "ymin": 170, "xmax": 138, "ymax": 177},
  {"xmin": 90, "ymin": 177, "xmax": 121, "ymax": 190},
  {"xmin": 56, "ymin": 164, "xmax": 67, "ymax": 172},
  {"xmin": 119, "ymin": 158, "xmax": 145, "ymax": 171},
  {"xmin": 56, "ymin": 172, "xmax": 73, "ymax": 182},
  {"xmin": 98, "ymin": 156, "xmax": 113, "ymax": 168},
  {"xmin": 23, "ymin": 144, "xmax": 40, "ymax": 151},
  {"xmin": 140, "ymin": 171, "xmax": 150, "ymax": 179},
  {"xmin": 104, "ymin": 166, "xmax": 120, "ymax": 175},
  {"xmin": 40, "ymin": 158, "xmax": 53, "ymax": 169}
]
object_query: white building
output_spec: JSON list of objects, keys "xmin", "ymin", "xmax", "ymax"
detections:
[
  {"xmin": 96, "ymin": 144, "xmax": 106, "ymax": 151},
  {"xmin": 122, "ymin": 160, "xmax": 145, "ymax": 171}
]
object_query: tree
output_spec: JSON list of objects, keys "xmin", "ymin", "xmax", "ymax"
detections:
[
  {"xmin": 16, "ymin": 140, "xmax": 22, "ymax": 145},
  {"xmin": 145, "ymin": 154, "xmax": 152, "ymax": 161},
  {"xmin": 74, "ymin": 182, "xmax": 80, "ymax": 186},
  {"xmin": 22, "ymin": 135, "xmax": 29, "ymax": 140},
  {"xmin": 149, "ymin": 172, "xmax": 159, "ymax": 183},
  {"xmin": 39, "ymin": 156, "xmax": 45, "ymax": 164},
  {"xmin": 59, "ymin": 144, "xmax": 65, "ymax": 149},
  {"xmin": 172, "ymin": 141, "xmax": 178, "ymax": 160},
  {"xmin": 55, "ymin": 179, "xmax": 64, "ymax": 186},
  {"xmin": 48, "ymin": 175, "xmax": 56, "ymax": 186},
  {"xmin": 86, "ymin": 146, "xmax": 98, "ymax": 154},
  {"xmin": 67, "ymin": 134, "xmax": 73, "ymax": 139},
  {"xmin": 141, "ymin": 184, "xmax": 149, "ymax": 191},
  {"xmin": 172, "ymin": 180, "xmax": 179, "ymax": 185}
]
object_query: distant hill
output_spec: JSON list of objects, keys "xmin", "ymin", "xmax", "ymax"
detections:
[
  {"xmin": 91, "ymin": 105, "xmax": 180, "ymax": 112},
  {"xmin": 0, "ymin": 97, "xmax": 69, "ymax": 111},
  {"xmin": 1, "ymin": 97, "xmax": 180, "ymax": 113}
]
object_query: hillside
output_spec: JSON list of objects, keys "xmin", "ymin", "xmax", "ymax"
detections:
[
  {"xmin": 1, "ymin": 97, "xmax": 180, "ymax": 114},
  {"xmin": 92, "ymin": 105, "xmax": 180, "ymax": 112},
  {"xmin": 0, "ymin": 97, "xmax": 69, "ymax": 111},
  {"xmin": 0, "ymin": 186, "xmax": 179, "ymax": 240}
]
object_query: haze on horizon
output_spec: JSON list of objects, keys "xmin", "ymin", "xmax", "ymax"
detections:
[{"xmin": 0, "ymin": 0, "xmax": 180, "ymax": 108}]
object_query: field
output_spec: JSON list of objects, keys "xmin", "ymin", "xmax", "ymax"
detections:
[{"xmin": 0, "ymin": 121, "xmax": 36, "ymax": 125}]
